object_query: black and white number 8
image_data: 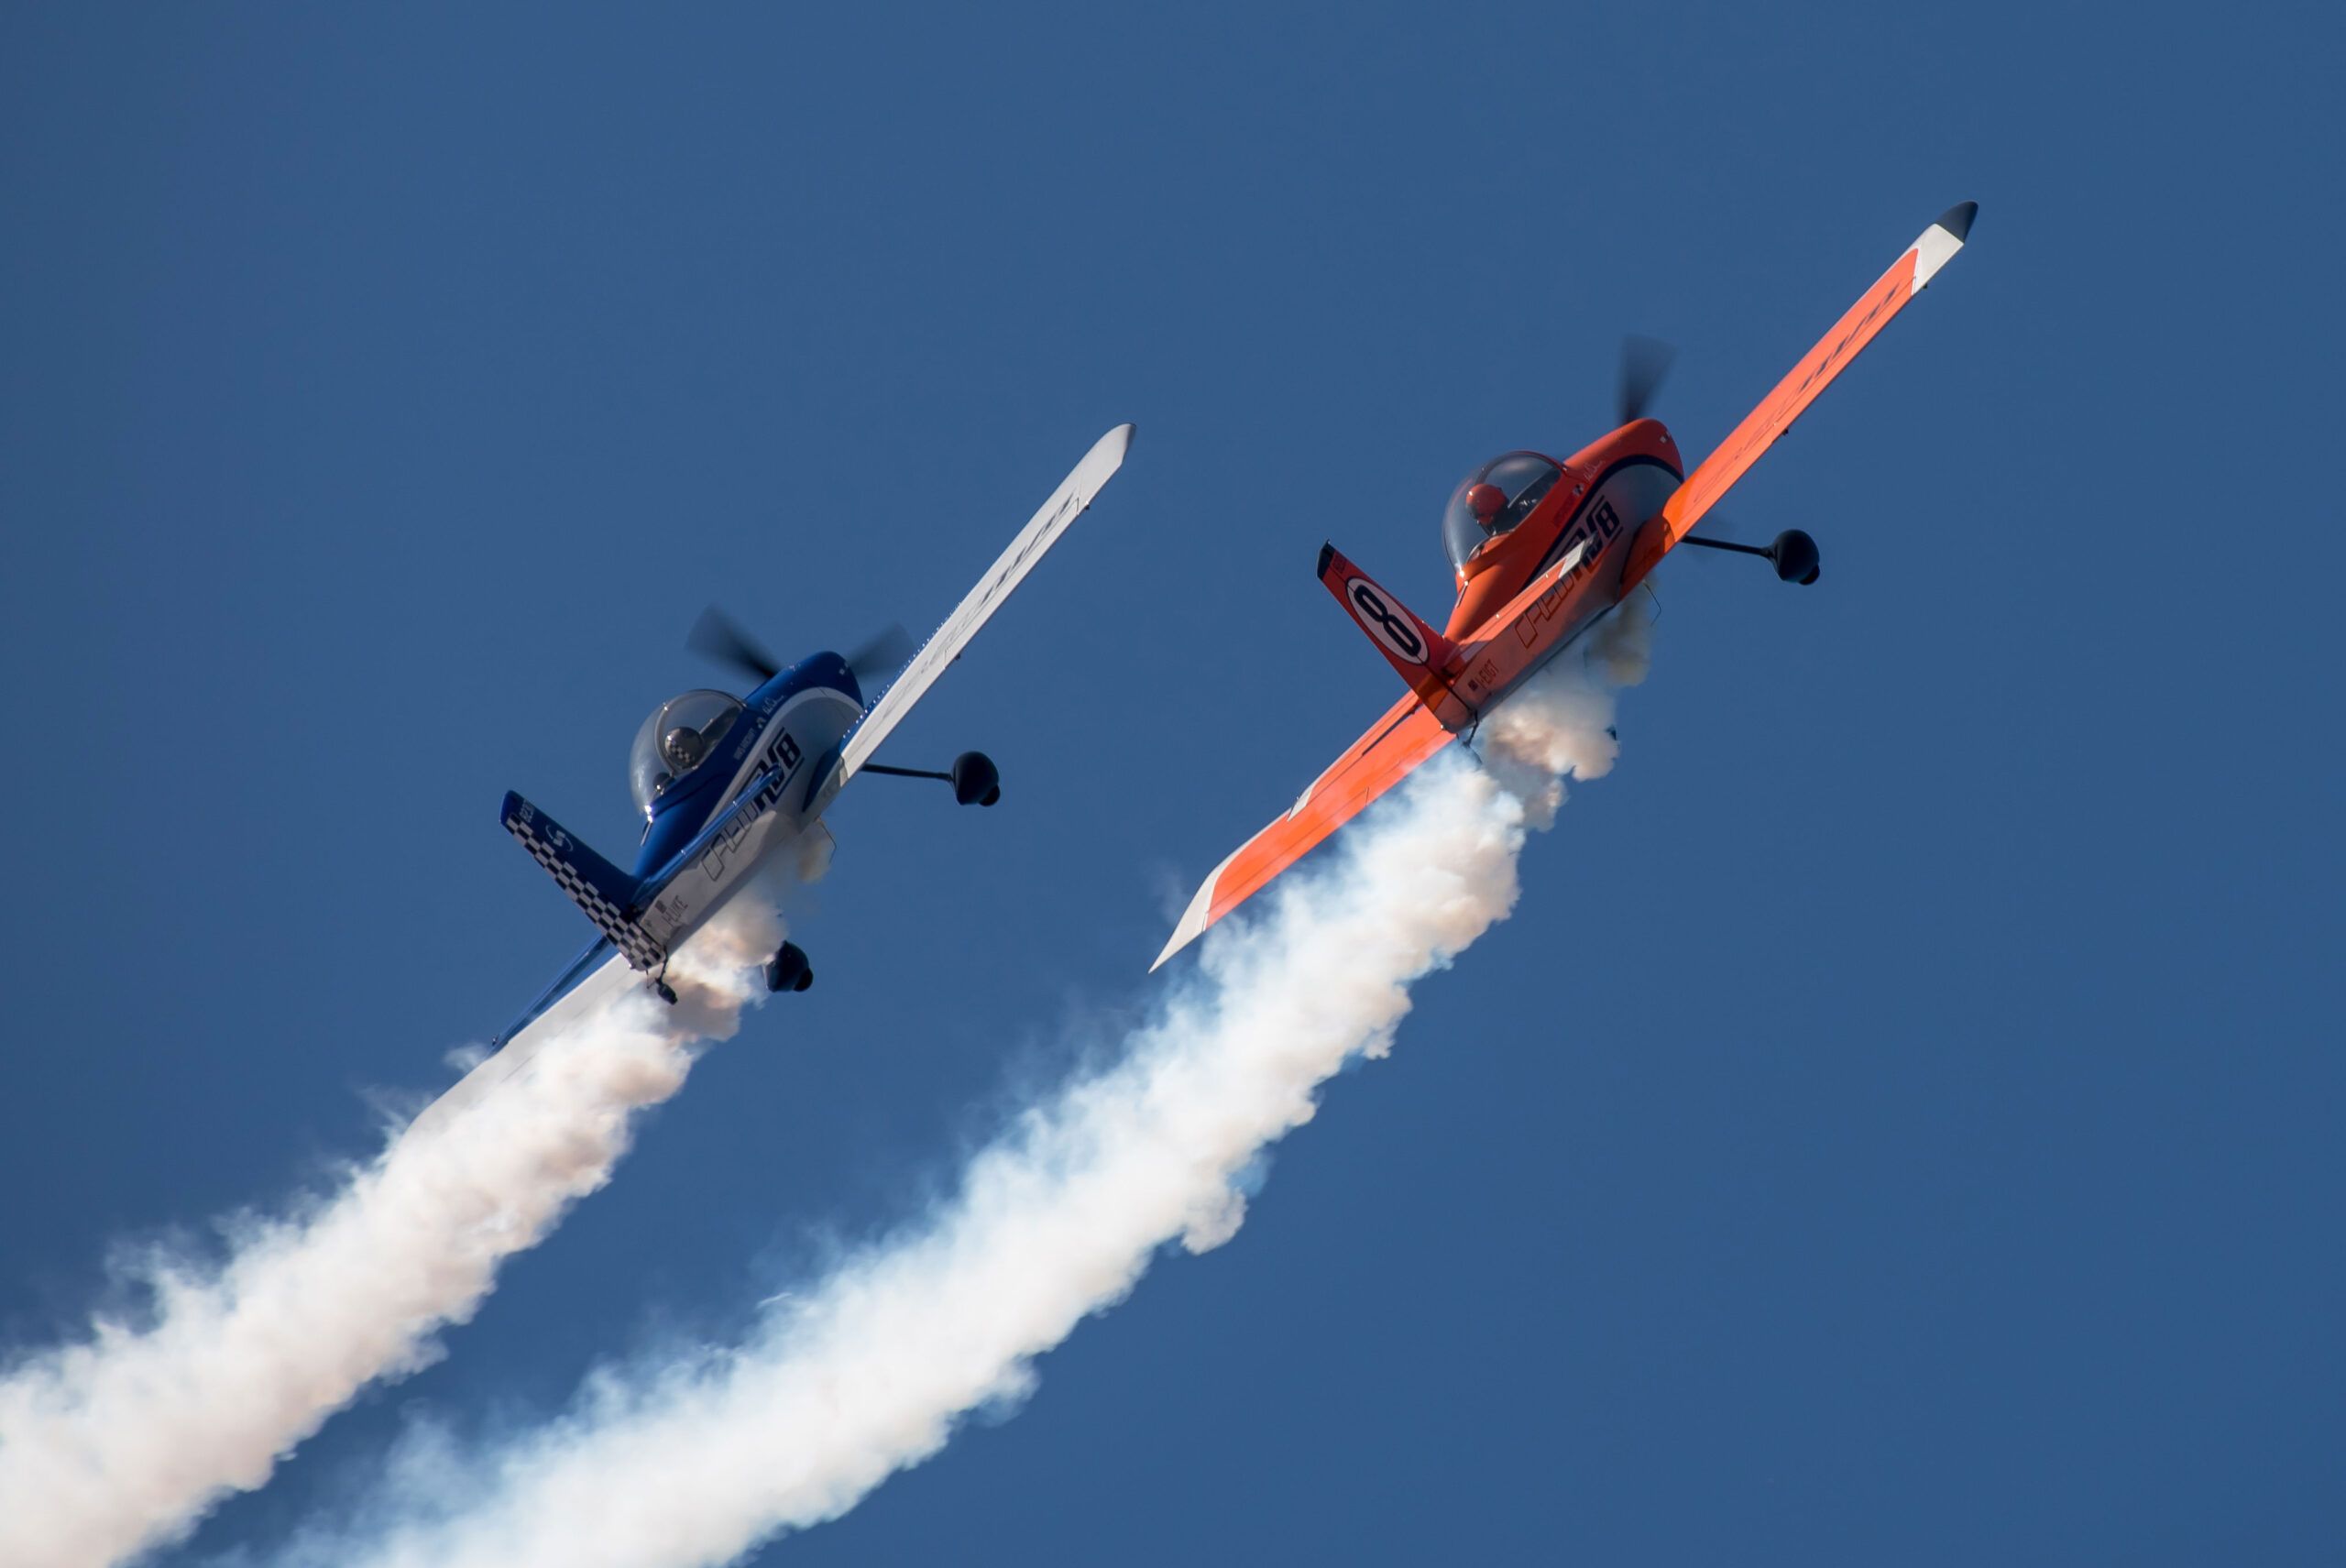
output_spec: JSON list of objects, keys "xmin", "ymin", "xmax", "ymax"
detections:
[{"xmin": 1349, "ymin": 580, "xmax": 1427, "ymax": 664}]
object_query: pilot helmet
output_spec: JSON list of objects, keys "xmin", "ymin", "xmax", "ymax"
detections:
[
  {"xmin": 662, "ymin": 726, "xmax": 710, "ymax": 773},
  {"xmin": 1465, "ymin": 482, "xmax": 1509, "ymax": 530}
]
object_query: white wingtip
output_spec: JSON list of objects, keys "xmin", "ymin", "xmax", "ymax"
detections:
[
  {"xmin": 1910, "ymin": 202, "xmax": 1977, "ymax": 293},
  {"xmin": 1086, "ymin": 422, "xmax": 1135, "ymax": 477},
  {"xmin": 1150, "ymin": 856, "xmax": 1225, "ymax": 972}
]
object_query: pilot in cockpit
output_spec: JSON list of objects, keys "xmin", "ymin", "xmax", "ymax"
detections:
[
  {"xmin": 630, "ymin": 689, "xmax": 745, "ymax": 815},
  {"xmin": 1464, "ymin": 482, "xmax": 1510, "ymax": 541},
  {"xmin": 662, "ymin": 725, "xmax": 713, "ymax": 775}
]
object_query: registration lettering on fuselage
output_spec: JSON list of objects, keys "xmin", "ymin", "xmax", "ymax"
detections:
[
  {"xmin": 698, "ymin": 726, "xmax": 806, "ymax": 884},
  {"xmin": 1514, "ymin": 495, "xmax": 1625, "ymax": 649},
  {"xmin": 1558, "ymin": 495, "xmax": 1625, "ymax": 587}
]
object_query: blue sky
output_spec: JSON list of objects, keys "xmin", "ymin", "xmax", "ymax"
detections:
[{"xmin": 2, "ymin": 2, "xmax": 2339, "ymax": 1563}]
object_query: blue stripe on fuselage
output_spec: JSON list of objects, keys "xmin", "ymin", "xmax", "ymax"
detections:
[{"xmin": 632, "ymin": 652, "xmax": 860, "ymax": 879}]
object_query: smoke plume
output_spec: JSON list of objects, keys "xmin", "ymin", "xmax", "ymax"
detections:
[
  {"xmin": 262, "ymin": 603, "xmax": 1652, "ymax": 1568},
  {"xmin": 0, "ymin": 890, "xmax": 787, "ymax": 1568}
]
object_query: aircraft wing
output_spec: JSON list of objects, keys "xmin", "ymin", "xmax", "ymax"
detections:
[
  {"xmin": 490, "ymin": 934, "xmax": 617, "ymax": 1049},
  {"xmin": 413, "ymin": 949, "xmax": 641, "ymax": 1138},
  {"xmin": 1152, "ymin": 694, "xmax": 1454, "ymax": 970},
  {"xmin": 1622, "ymin": 202, "xmax": 1978, "ymax": 590},
  {"xmin": 837, "ymin": 423, "xmax": 1134, "ymax": 783}
]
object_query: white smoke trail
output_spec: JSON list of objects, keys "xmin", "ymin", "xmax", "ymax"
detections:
[
  {"xmin": 0, "ymin": 887, "xmax": 791, "ymax": 1568},
  {"xmin": 266, "ymin": 606, "xmax": 1652, "ymax": 1568}
]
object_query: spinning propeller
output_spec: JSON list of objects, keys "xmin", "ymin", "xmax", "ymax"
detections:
[
  {"xmin": 1617, "ymin": 334, "xmax": 1676, "ymax": 425},
  {"xmin": 689, "ymin": 604, "xmax": 992, "ymax": 799},
  {"xmin": 1609, "ymin": 334, "xmax": 1820, "ymax": 584},
  {"xmin": 688, "ymin": 605, "xmax": 915, "ymax": 693}
]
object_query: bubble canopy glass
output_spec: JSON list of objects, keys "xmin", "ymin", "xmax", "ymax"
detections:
[
  {"xmin": 629, "ymin": 689, "xmax": 744, "ymax": 815},
  {"xmin": 1441, "ymin": 451, "xmax": 1565, "ymax": 568}
]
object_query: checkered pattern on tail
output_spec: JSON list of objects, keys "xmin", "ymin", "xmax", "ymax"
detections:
[{"xmin": 500, "ymin": 793, "xmax": 668, "ymax": 973}]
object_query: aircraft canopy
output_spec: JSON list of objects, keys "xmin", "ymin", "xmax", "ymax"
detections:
[
  {"xmin": 1442, "ymin": 451, "xmax": 1563, "ymax": 568},
  {"xmin": 629, "ymin": 689, "xmax": 743, "ymax": 814}
]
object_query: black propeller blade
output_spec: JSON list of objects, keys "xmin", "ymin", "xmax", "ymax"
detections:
[
  {"xmin": 1617, "ymin": 334, "xmax": 1676, "ymax": 425},
  {"xmin": 845, "ymin": 623, "xmax": 915, "ymax": 689},
  {"xmin": 690, "ymin": 606, "xmax": 917, "ymax": 695},
  {"xmin": 687, "ymin": 604, "xmax": 783, "ymax": 685}
]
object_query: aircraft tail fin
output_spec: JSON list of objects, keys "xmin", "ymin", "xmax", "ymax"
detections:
[
  {"xmin": 499, "ymin": 792, "xmax": 669, "ymax": 973},
  {"xmin": 1316, "ymin": 543, "xmax": 1471, "ymax": 728}
]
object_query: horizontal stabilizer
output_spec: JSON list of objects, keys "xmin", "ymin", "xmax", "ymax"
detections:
[{"xmin": 500, "ymin": 792, "xmax": 668, "ymax": 972}]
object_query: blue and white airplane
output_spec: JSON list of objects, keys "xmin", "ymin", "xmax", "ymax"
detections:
[{"xmin": 489, "ymin": 424, "xmax": 1133, "ymax": 1049}]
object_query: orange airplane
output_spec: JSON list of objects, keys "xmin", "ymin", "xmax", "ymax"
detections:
[{"xmin": 1154, "ymin": 202, "xmax": 1979, "ymax": 970}]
